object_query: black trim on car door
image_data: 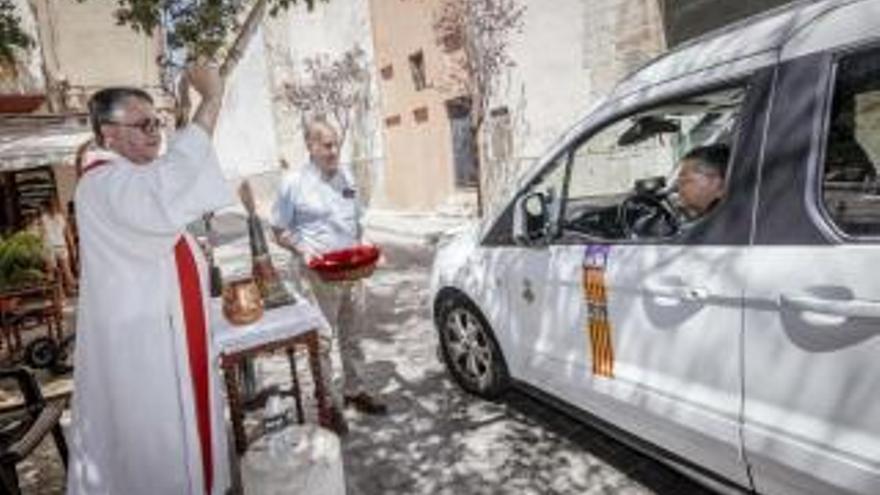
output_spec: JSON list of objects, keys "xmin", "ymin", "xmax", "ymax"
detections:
[
  {"xmin": 679, "ymin": 68, "xmax": 776, "ymax": 246},
  {"xmin": 753, "ymin": 52, "xmax": 834, "ymax": 245}
]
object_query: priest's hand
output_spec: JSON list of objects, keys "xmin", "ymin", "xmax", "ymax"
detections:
[
  {"xmin": 187, "ymin": 62, "xmax": 223, "ymax": 100},
  {"xmin": 187, "ymin": 60, "xmax": 224, "ymax": 135}
]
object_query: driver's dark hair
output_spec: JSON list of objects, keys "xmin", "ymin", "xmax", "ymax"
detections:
[
  {"xmin": 683, "ymin": 144, "xmax": 730, "ymax": 178},
  {"xmin": 88, "ymin": 87, "xmax": 154, "ymax": 146}
]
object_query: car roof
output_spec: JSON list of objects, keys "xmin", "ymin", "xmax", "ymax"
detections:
[{"xmin": 606, "ymin": 0, "xmax": 870, "ymax": 105}]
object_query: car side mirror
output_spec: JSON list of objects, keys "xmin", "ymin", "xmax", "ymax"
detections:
[{"xmin": 513, "ymin": 192, "xmax": 549, "ymax": 245}]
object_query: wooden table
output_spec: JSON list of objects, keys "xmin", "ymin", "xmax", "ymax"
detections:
[{"xmin": 212, "ymin": 299, "xmax": 332, "ymax": 455}]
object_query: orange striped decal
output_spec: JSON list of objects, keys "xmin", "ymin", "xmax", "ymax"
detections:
[{"xmin": 583, "ymin": 246, "xmax": 614, "ymax": 378}]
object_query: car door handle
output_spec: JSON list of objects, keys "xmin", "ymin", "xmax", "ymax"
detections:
[
  {"xmin": 644, "ymin": 284, "xmax": 708, "ymax": 302},
  {"xmin": 779, "ymin": 294, "xmax": 880, "ymax": 320}
]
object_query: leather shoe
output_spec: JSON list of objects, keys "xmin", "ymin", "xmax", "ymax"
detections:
[
  {"xmin": 344, "ymin": 392, "xmax": 388, "ymax": 415},
  {"xmin": 327, "ymin": 406, "xmax": 348, "ymax": 436}
]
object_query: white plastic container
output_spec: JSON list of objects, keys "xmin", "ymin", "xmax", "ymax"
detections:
[{"xmin": 242, "ymin": 424, "xmax": 345, "ymax": 495}]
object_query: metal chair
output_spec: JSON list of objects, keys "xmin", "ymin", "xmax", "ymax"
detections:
[{"xmin": 2, "ymin": 279, "xmax": 65, "ymax": 363}]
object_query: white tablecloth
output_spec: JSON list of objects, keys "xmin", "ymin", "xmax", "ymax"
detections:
[{"xmin": 211, "ymin": 299, "xmax": 328, "ymax": 356}]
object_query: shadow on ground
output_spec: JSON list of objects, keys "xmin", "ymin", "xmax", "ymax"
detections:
[
  {"xmin": 13, "ymin": 234, "xmax": 717, "ymax": 495},
  {"xmin": 341, "ymin": 237, "xmax": 715, "ymax": 495}
]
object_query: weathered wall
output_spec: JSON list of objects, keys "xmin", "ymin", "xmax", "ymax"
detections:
[
  {"xmin": 484, "ymin": 0, "xmax": 666, "ymax": 215},
  {"xmin": 369, "ymin": 0, "xmax": 468, "ymax": 212},
  {"xmin": 265, "ymin": 0, "xmax": 384, "ymax": 208},
  {"xmin": 31, "ymin": 0, "xmax": 165, "ymax": 110},
  {"xmin": 0, "ymin": 0, "xmax": 45, "ymax": 95},
  {"xmin": 214, "ymin": 27, "xmax": 280, "ymax": 185},
  {"xmin": 660, "ymin": 0, "xmax": 794, "ymax": 47}
]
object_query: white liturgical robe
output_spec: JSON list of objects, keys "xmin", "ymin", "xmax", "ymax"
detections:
[{"xmin": 66, "ymin": 126, "xmax": 233, "ymax": 495}]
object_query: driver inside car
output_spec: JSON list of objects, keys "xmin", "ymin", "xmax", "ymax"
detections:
[{"xmin": 674, "ymin": 143, "xmax": 730, "ymax": 221}]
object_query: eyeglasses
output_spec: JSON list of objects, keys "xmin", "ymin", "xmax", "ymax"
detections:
[{"xmin": 105, "ymin": 117, "xmax": 167, "ymax": 135}]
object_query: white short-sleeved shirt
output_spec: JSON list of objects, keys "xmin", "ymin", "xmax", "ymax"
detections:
[
  {"xmin": 41, "ymin": 213, "xmax": 68, "ymax": 247},
  {"xmin": 270, "ymin": 162, "xmax": 362, "ymax": 254}
]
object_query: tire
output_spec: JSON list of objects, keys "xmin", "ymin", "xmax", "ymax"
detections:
[
  {"xmin": 436, "ymin": 294, "xmax": 510, "ymax": 399},
  {"xmin": 50, "ymin": 333, "xmax": 76, "ymax": 375},
  {"xmin": 24, "ymin": 337, "xmax": 59, "ymax": 370}
]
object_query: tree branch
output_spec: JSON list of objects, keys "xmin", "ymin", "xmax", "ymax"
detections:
[{"xmin": 220, "ymin": 0, "xmax": 269, "ymax": 78}]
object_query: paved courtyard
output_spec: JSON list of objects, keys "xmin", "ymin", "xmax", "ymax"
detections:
[
  {"xmin": 14, "ymin": 217, "xmax": 714, "ymax": 494},
  {"xmin": 339, "ymin": 235, "xmax": 713, "ymax": 495}
]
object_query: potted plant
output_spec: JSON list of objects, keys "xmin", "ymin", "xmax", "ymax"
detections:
[
  {"xmin": 0, "ymin": 231, "xmax": 50, "ymax": 296},
  {"xmin": 0, "ymin": 230, "xmax": 69, "ymax": 371}
]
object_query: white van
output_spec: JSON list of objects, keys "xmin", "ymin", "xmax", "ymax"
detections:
[{"xmin": 429, "ymin": 1, "xmax": 880, "ymax": 494}]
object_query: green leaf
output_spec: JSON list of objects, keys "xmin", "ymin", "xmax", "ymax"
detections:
[
  {"xmin": 95, "ymin": 0, "xmax": 328, "ymax": 60},
  {"xmin": 0, "ymin": 231, "xmax": 47, "ymax": 289},
  {"xmin": 0, "ymin": 0, "xmax": 34, "ymax": 68}
]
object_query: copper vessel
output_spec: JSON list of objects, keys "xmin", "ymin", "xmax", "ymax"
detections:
[{"xmin": 222, "ymin": 276, "xmax": 264, "ymax": 325}]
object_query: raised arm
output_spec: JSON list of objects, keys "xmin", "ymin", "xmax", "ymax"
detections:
[{"xmin": 187, "ymin": 64, "xmax": 224, "ymax": 136}]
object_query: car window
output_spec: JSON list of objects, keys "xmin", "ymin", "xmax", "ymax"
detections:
[
  {"xmin": 822, "ymin": 47, "xmax": 880, "ymax": 237},
  {"xmin": 520, "ymin": 152, "xmax": 568, "ymax": 236},
  {"xmin": 562, "ymin": 88, "xmax": 744, "ymax": 241}
]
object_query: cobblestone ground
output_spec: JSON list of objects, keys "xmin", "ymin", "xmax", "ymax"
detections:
[
  {"xmin": 15, "ymin": 232, "xmax": 716, "ymax": 495},
  {"xmin": 339, "ymin": 237, "xmax": 715, "ymax": 495},
  {"xmin": 15, "ymin": 404, "xmax": 67, "ymax": 494}
]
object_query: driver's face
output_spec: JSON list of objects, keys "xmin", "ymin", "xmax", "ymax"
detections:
[{"xmin": 676, "ymin": 159, "xmax": 725, "ymax": 218}]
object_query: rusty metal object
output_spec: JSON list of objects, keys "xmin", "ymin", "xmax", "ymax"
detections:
[{"xmin": 222, "ymin": 276, "xmax": 264, "ymax": 325}]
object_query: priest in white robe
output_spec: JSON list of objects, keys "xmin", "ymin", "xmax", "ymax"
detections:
[{"xmin": 66, "ymin": 64, "xmax": 233, "ymax": 495}]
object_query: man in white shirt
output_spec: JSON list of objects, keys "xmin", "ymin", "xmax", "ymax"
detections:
[
  {"xmin": 40, "ymin": 197, "xmax": 77, "ymax": 296},
  {"xmin": 66, "ymin": 63, "xmax": 233, "ymax": 495},
  {"xmin": 271, "ymin": 120, "xmax": 387, "ymax": 435}
]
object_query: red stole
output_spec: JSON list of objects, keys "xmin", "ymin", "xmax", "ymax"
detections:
[{"xmin": 174, "ymin": 237, "xmax": 213, "ymax": 494}]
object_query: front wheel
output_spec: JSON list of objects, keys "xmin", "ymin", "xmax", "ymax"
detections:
[
  {"xmin": 437, "ymin": 296, "xmax": 510, "ymax": 399},
  {"xmin": 51, "ymin": 333, "xmax": 76, "ymax": 375},
  {"xmin": 24, "ymin": 337, "xmax": 59, "ymax": 370}
]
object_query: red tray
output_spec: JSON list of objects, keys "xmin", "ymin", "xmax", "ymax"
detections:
[{"xmin": 308, "ymin": 245, "xmax": 380, "ymax": 281}]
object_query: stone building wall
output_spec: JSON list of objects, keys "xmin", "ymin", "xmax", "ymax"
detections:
[
  {"xmin": 660, "ymin": 0, "xmax": 794, "ymax": 47},
  {"xmin": 0, "ymin": 0, "xmax": 44, "ymax": 96},
  {"xmin": 483, "ymin": 0, "xmax": 667, "ymax": 216},
  {"xmin": 262, "ymin": 0, "xmax": 384, "ymax": 209}
]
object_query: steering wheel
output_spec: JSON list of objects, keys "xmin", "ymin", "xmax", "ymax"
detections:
[{"xmin": 618, "ymin": 194, "xmax": 680, "ymax": 239}]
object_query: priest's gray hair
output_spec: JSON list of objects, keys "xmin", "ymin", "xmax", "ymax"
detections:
[{"xmin": 88, "ymin": 87, "xmax": 154, "ymax": 146}]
